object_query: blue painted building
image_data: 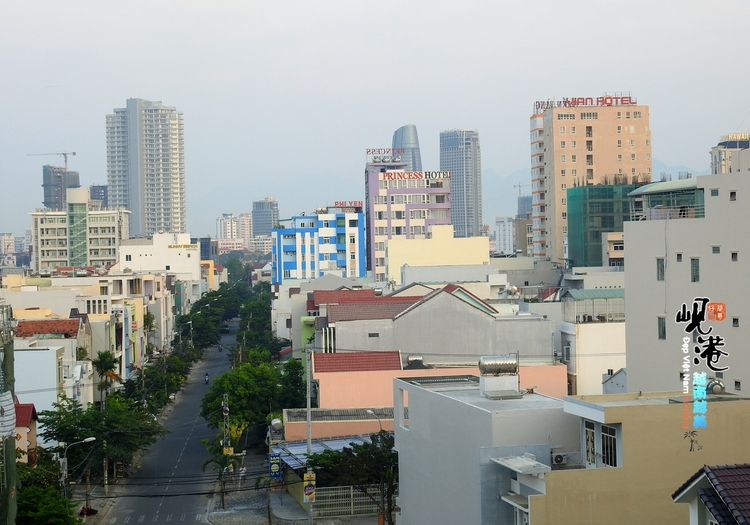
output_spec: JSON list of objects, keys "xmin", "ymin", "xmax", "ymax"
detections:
[{"xmin": 271, "ymin": 207, "xmax": 366, "ymax": 285}]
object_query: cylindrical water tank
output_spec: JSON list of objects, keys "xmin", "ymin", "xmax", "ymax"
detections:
[
  {"xmin": 406, "ymin": 354, "xmax": 424, "ymax": 366},
  {"xmin": 478, "ymin": 355, "xmax": 518, "ymax": 376}
]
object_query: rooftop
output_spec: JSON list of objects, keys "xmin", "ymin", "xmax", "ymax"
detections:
[
  {"xmin": 14, "ymin": 319, "xmax": 81, "ymax": 338},
  {"xmin": 314, "ymin": 351, "xmax": 402, "ymax": 373},
  {"xmin": 673, "ymin": 464, "xmax": 750, "ymax": 525}
]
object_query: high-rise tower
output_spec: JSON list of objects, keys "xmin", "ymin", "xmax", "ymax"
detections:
[
  {"xmin": 42, "ymin": 165, "xmax": 80, "ymax": 209},
  {"xmin": 440, "ymin": 129, "xmax": 482, "ymax": 238},
  {"xmin": 392, "ymin": 125, "xmax": 422, "ymax": 172},
  {"xmin": 252, "ymin": 198, "xmax": 279, "ymax": 237},
  {"xmin": 106, "ymin": 99, "xmax": 186, "ymax": 237},
  {"xmin": 530, "ymin": 94, "xmax": 651, "ymax": 265}
]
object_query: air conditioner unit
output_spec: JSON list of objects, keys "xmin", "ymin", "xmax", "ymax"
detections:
[{"xmin": 552, "ymin": 453, "xmax": 567, "ymax": 465}]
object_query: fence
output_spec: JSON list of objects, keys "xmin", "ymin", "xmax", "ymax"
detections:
[{"xmin": 286, "ymin": 469, "xmax": 381, "ymax": 517}]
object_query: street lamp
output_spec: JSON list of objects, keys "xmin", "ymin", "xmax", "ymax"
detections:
[
  {"xmin": 366, "ymin": 410, "xmax": 385, "ymax": 524},
  {"xmin": 366, "ymin": 409, "xmax": 383, "ymax": 431},
  {"xmin": 62, "ymin": 437, "xmax": 96, "ymax": 497}
]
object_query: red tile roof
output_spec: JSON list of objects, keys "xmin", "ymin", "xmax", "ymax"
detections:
[
  {"xmin": 14, "ymin": 319, "xmax": 81, "ymax": 338},
  {"xmin": 312, "ymin": 289, "xmax": 376, "ymax": 307},
  {"xmin": 674, "ymin": 464, "xmax": 750, "ymax": 524},
  {"xmin": 15, "ymin": 403, "xmax": 37, "ymax": 427},
  {"xmin": 327, "ymin": 300, "xmax": 420, "ymax": 323},
  {"xmin": 314, "ymin": 351, "xmax": 403, "ymax": 373}
]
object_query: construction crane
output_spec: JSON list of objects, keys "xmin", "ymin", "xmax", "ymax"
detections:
[
  {"xmin": 513, "ymin": 182, "xmax": 530, "ymax": 197},
  {"xmin": 27, "ymin": 151, "xmax": 76, "ymax": 171}
]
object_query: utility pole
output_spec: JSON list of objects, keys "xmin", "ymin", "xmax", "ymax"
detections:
[
  {"xmin": 306, "ymin": 345, "xmax": 314, "ymax": 524},
  {"xmin": 222, "ymin": 393, "xmax": 230, "ymax": 451}
]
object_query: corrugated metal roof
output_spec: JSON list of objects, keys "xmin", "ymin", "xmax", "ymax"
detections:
[
  {"xmin": 628, "ymin": 178, "xmax": 698, "ymax": 196},
  {"xmin": 327, "ymin": 301, "xmax": 418, "ymax": 322},
  {"xmin": 564, "ymin": 289, "xmax": 625, "ymax": 300}
]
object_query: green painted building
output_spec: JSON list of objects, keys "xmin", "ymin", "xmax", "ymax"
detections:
[{"xmin": 567, "ymin": 184, "xmax": 635, "ymax": 267}]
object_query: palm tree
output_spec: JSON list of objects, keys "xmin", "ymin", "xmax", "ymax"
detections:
[
  {"xmin": 202, "ymin": 453, "xmax": 239, "ymax": 509},
  {"xmin": 92, "ymin": 350, "xmax": 120, "ymax": 409}
]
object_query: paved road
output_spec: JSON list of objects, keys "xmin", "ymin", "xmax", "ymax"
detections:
[{"xmin": 94, "ymin": 326, "xmax": 236, "ymax": 524}]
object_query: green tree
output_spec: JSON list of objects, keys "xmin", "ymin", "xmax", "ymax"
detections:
[
  {"xmin": 279, "ymin": 358, "xmax": 306, "ymax": 408},
  {"xmin": 16, "ymin": 485, "xmax": 81, "ymax": 525},
  {"xmin": 307, "ymin": 431, "xmax": 398, "ymax": 525},
  {"xmin": 202, "ymin": 453, "xmax": 239, "ymax": 509},
  {"xmin": 200, "ymin": 362, "xmax": 280, "ymax": 429},
  {"xmin": 224, "ymin": 257, "xmax": 244, "ymax": 283},
  {"xmin": 16, "ymin": 447, "xmax": 61, "ymax": 490},
  {"xmin": 143, "ymin": 310, "xmax": 156, "ymax": 354},
  {"xmin": 92, "ymin": 350, "xmax": 119, "ymax": 408}
]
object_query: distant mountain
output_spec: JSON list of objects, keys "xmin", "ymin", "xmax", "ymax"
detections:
[
  {"xmin": 652, "ymin": 158, "xmax": 710, "ymax": 181},
  {"xmin": 482, "ymin": 166, "xmax": 531, "ymax": 225}
]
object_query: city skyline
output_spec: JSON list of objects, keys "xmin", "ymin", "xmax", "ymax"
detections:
[{"xmin": 2, "ymin": 2, "xmax": 747, "ymax": 238}]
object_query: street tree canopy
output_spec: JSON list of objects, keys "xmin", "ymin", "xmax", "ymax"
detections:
[{"xmin": 200, "ymin": 362, "xmax": 280, "ymax": 429}]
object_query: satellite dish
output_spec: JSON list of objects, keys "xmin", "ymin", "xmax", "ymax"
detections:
[
  {"xmin": 393, "ymin": 156, "xmax": 401, "ymax": 162},
  {"xmin": 373, "ymin": 156, "xmax": 381, "ymax": 163},
  {"xmin": 383, "ymin": 156, "xmax": 391, "ymax": 162}
]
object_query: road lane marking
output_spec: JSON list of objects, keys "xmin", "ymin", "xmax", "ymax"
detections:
[{"xmin": 138, "ymin": 516, "xmax": 145, "ymax": 523}]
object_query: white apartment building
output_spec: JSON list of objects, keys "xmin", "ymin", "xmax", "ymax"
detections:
[
  {"xmin": 248, "ymin": 236, "xmax": 273, "ymax": 254},
  {"xmin": 239, "ymin": 213, "xmax": 253, "ymax": 247},
  {"xmin": 30, "ymin": 188, "xmax": 130, "ymax": 273},
  {"xmin": 216, "ymin": 238, "xmax": 246, "ymax": 255},
  {"xmin": 216, "ymin": 213, "xmax": 239, "ymax": 239},
  {"xmin": 531, "ymin": 94, "xmax": 651, "ymax": 265},
  {"xmin": 710, "ymin": 133, "xmax": 750, "ymax": 174},
  {"xmin": 117, "ymin": 232, "xmax": 201, "ymax": 281},
  {"xmin": 494, "ymin": 216, "xmax": 514, "ymax": 255},
  {"xmin": 625, "ymin": 173, "xmax": 747, "ymax": 394},
  {"xmin": 106, "ymin": 98, "xmax": 186, "ymax": 236}
]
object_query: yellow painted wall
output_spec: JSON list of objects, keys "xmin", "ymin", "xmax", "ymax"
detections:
[
  {"xmin": 386, "ymin": 225, "xmax": 489, "ymax": 285},
  {"xmin": 529, "ymin": 395, "xmax": 750, "ymax": 525}
]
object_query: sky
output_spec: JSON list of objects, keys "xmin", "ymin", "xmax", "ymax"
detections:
[{"xmin": 2, "ymin": 1, "xmax": 750, "ymax": 238}]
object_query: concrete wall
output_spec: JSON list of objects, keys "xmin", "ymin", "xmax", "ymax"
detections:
[
  {"xmin": 529, "ymin": 396, "xmax": 750, "ymax": 525},
  {"xmin": 561, "ymin": 321, "xmax": 626, "ymax": 395},
  {"xmin": 333, "ymin": 292, "xmax": 556, "ymax": 367},
  {"xmin": 386, "ymin": 225, "xmax": 489, "ymax": 285},
  {"xmin": 625, "ymin": 173, "xmax": 750, "ymax": 393}
]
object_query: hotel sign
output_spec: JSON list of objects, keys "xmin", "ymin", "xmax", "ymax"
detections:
[
  {"xmin": 722, "ymin": 133, "xmax": 749, "ymax": 141},
  {"xmin": 366, "ymin": 148, "xmax": 404, "ymax": 155},
  {"xmin": 379, "ymin": 171, "xmax": 451, "ymax": 180},
  {"xmin": 334, "ymin": 201, "xmax": 363, "ymax": 207},
  {"xmin": 168, "ymin": 244, "xmax": 198, "ymax": 249},
  {"xmin": 535, "ymin": 96, "xmax": 638, "ymax": 110}
]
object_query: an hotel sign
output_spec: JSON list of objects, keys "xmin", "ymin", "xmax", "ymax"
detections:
[
  {"xmin": 379, "ymin": 171, "xmax": 451, "ymax": 181},
  {"xmin": 534, "ymin": 96, "xmax": 638, "ymax": 110}
]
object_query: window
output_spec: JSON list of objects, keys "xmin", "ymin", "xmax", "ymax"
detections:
[
  {"xmin": 571, "ymin": 169, "xmax": 577, "ymax": 176},
  {"xmin": 646, "ymin": 153, "xmax": 651, "ymax": 160},
  {"xmin": 601, "ymin": 425, "xmax": 618, "ymax": 467},
  {"xmin": 571, "ymin": 126, "xmax": 576, "ymax": 134},
  {"xmin": 732, "ymin": 252, "xmax": 738, "ymax": 262},
  {"xmin": 735, "ymin": 381, "xmax": 742, "ymax": 391},
  {"xmin": 631, "ymin": 154, "xmax": 636, "ymax": 161},
  {"xmin": 349, "ymin": 219, "xmax": 358, "ymax": 227},
  {"xmin": 561, "ymin": 183, "xmax": 567, "ymax": 189},
  {"xmin": 563, "ymin": 342, "xmax": 571, "ymax": 362},
  {"xmin": 558, "ymin": 113, "xmax": 575, "ymax": 120},
  {"xmin": 560, "ymin": 140, "xmax": 566, "ymax": 148},
  {"xmin": 676, "ymin": 253, "xmax": 683, "ymax": 262},
  {"xmin": 613, "ymin": 243, "xmax": 624, "ymax": 251},
  {"xmin": 585, "ymin": 421, "xmax": 596, "ymax": 465},
  {"xmin": 560, "ymin": 126, "xmax": 566, "ymax": 133},
  {"xmin": 560, "ymin": 155, "xmax": 566, "ymax": 162},
  {"xmin": 585, "ymin": 125, "xmax": 593, "ymax": 136},
  {"xmin": 526, "ymin": 224, "xmax": 533, "ymax": 233},
  {"xmin": 733, "ymin": 317, "xmax": 739, "ymax": 327},
  {"xmin": 656, "ymin": 258, "xmax": 665, "ymax": 281},
  {"xmin": 658, "ymin": 317, "xmax": 666, "ymax": 339},
  {"xmin": 617, "ymin": 125, "xmax": 622, "ymax": 133},
  {"xmin": 626, "ymin": 111, "xmax": 631, "ymax": 119},
  {"xmin": 350, "ymin": 252, "xmax": 356, "ymax": 260},
  {"xmin": 581, "ymin": 112, "xmax": 598, "ymax": 120},
  {"xmin": 165, "ymin": 265, "xmax": 171, "ymax": 271},
  {"xmin": 587, "ymin": 169, "xmax": 594, "ymax": 179},
  {"xmin": 711, "ymin": 188, "xmax": 719, "ymax": 196},
  {"xmin": 691, "ymin": 258, "xmax": 700, "ymax": 282},
  {"xmin": 712, "ymin": 246, "xmax": 720, "ymax": 254},
  {"xmin": 125, "ymin": 254, "xmax": 132, "ymax": 261},
  {"xmin": 571, "ymin": 154, "xmax": 577, "ymax": 162},
  {"xmin": 571, "ymin": 140, "xmax": 576, "ymax": 148},
  {"xmin": 283, "ymin": 270, "xmax": 291, "ymax": 278},
  {"xmin": 349, "ymin": 235, "xmax": 355, "ymax": 244},
  {"xmin": 617, "ymin": 154, "xmax": 622, "ymax": 162},
  {"xmin": 617, "ymin": 139, "xmax": 622, "ymax": 147},
  {"xmin": 630, "ymin": 139, "xmax": 635, "ymax": 147},
  {"xmin": 730, "ymin": 191, "xmax": 737, "ymax": 201},
  {"xmin": 562, "ymin": 226, "xmax": 568, "ymax": 234},
  {"xmin": 560, "ymin": 169, "xmax": 566, "ymax": 176},
  {"xmin": 562, "ymin": 198, "xmax": 567, "ymax": 205},
  {"xmin": 368, "ymin": 333, "xmax": 379, "ymax": 338},
  {"xmin": 561, "ymin": 212, "xmax": 567, "ymax": 219},
  {"xmin": 634, "ymin": 111, "xmax": 642, "ymax": 118},
  {"xmin": 616, "ymin": 111, "xmax": 621, "ymax": 119}
]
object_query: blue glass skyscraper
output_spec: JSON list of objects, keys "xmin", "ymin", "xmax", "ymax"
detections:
[{"xmin": 392, "ymin": 125, "xmax": 423, "ymax": 172}]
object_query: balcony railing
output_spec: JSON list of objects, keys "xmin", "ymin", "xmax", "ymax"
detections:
[{"xmin": 630, "ymin": 204, "xmax": 705, "ymax": 221}]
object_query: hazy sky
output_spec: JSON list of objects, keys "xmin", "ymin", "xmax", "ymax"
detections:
[{"xmin": 2, "ymin": 1, "xmax": 749, "ymax": 237}]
